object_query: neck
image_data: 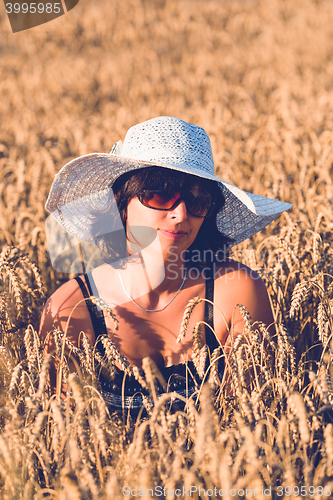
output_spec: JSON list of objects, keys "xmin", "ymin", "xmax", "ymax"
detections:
[
  {"xmin": 141, "ymin": 246, "xmax": 187, "ymax": 292},
  {"xmin": 117, "ymin": 265, "xmax": 187, "ymax": 312},
  {"xmin": 116, "ymin": 248, "xmax": 187, "ymax": 304}
]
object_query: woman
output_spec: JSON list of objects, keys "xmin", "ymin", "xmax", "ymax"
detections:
[{"xmin": 40, "ymin": 116, "xmax": 291, "ymax": 415}]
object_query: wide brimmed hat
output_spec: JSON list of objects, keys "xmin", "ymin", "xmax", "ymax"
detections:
[{"xmin": 46, "ymin": 116, "xmax": 292, "ymax": 250}]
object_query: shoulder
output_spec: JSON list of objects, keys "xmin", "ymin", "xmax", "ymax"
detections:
[
  {"xmin": 39, "ymin": 276, "xmax": 94, "ymax": 344},
  {"xmin": 213, "ymin": 259, "xmax": 273, "ymax": 330},
  {"xmin": 214, "ymin": 259, "xmax": 266, "ymax": 292},
  {"xmin": 42, "ymin": 277, "xmax": 85, "ymax": 317}
]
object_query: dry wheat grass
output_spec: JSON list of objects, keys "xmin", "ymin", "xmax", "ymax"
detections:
[{"xmin": 1, "ymin": 0, "xmax": 333, "ymax": 497}]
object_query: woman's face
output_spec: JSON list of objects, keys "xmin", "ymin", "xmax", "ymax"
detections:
[{"xmin": 126, "ymin": 193, "xmax": 204, "ymax": 260}]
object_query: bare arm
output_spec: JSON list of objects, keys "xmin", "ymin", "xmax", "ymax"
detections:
[
  {"xmin": 39, "ymin": 278, "xmax": 96, "ymax": 392},
  {"xmin": 213, "ymin": 261, "xmax": 274, "ymax": 392}
]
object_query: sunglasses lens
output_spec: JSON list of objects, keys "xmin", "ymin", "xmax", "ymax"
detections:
[
  {"xmin": 185, "ymin": 190, "xmax": 214, "ymax": 217},
  {"xmin": 140, "ymin": 190, "xmax": 215, "ymax": 217},
  {"xmin": 141, "ymin": 192, "xmax": 181, "ymax": 209}
]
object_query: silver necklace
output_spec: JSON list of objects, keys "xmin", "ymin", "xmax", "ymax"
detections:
[{"xmin": 117, "ymin": 268, "xmax": 187, "ymax": 312}]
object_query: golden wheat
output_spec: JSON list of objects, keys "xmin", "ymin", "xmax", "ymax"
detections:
[{"xmin": 2, "ymin": 0, "xmax": 333, "ymax": 497}]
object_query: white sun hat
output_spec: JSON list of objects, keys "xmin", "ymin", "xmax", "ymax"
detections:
[{"xmin": 45, "ymin": 116, "xmax": 292, "ymax": 248}]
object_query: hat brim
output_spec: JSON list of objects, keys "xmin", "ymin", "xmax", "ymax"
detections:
[{"xmin": 46, "ymin": 153, "xmax": 292, "ymax": 249}]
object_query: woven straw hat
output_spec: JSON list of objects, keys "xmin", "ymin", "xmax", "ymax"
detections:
[{"xmin": 46, "ymin": 116, "xmax": 292, "ymax": 249}]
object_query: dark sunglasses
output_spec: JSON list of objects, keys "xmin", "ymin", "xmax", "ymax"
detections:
[{"xmin": 137, "ymin": 188, "xmax": 216, "ymax": 218}]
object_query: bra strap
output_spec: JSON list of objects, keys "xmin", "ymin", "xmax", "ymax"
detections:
[
  {"xmin": 204, "ymin": 261, "xmax": 219, "ymax": 351},
  {"xmin": 74, "ymin": 275, "xmax": 108, "ymax": 341},
  {"xmin": 204, "ymin": 260, "xmax": 224, "ymax": 379}
]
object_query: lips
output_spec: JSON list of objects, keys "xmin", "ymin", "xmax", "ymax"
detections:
[{"xmin": 159, "ymin": 229, "xmax": 187, "ymax": 239}]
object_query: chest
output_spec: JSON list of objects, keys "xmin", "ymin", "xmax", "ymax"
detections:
[{"xmin": 104, "ymin": 284, "xmax": 210, "ymax": 368}]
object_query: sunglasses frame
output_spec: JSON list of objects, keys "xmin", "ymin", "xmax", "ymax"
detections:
[{"xmin": 137, "ymin": 188, "xmax": 216, "ymax": 218}]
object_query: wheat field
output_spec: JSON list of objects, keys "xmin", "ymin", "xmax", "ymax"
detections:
[{"xmin": 1, "ymin": 0, "xmax": 333, "ymax": 498}]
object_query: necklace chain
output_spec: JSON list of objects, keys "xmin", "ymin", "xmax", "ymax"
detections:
[{"xmin": 117, "ymin": 268, "xmax": 187, "ymax": 312}]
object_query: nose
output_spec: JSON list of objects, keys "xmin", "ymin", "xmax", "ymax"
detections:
[{"xmin": 169, "ymin": 199, "xmax": 188, "ymax": 221}]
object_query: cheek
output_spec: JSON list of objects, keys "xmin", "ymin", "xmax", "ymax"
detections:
[
  {"xmin": 193, "ymin": 219, "xmax": 204, "ymax": 236},
  {"xmin": 126, "ymin": 199, "xmax": 139, "ymax": 225},
  {"xmin": 126, "ymin": 199, "xmax": 149, "ymax": 231},
  {"xmin": 185, "ymin": 219, "xmax": 204, "ymax": 247},
  {"xmin": 126, "ymin": 199, "xmax": 159, "ymax": 251}
]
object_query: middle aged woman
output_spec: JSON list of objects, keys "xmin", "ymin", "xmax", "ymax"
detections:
[{"xmin": 40, "ymin": 116, "xmax": 291, "ymax": 416}]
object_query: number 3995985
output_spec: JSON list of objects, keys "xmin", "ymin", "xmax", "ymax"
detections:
[{"xmin": 5, "ymin": 3, "xmax": 62, "ymax": 14}]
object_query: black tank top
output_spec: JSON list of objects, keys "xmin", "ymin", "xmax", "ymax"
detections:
[{"xmin": 74, "ymin": 265, "xmax": 224, "ymax": 418}]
